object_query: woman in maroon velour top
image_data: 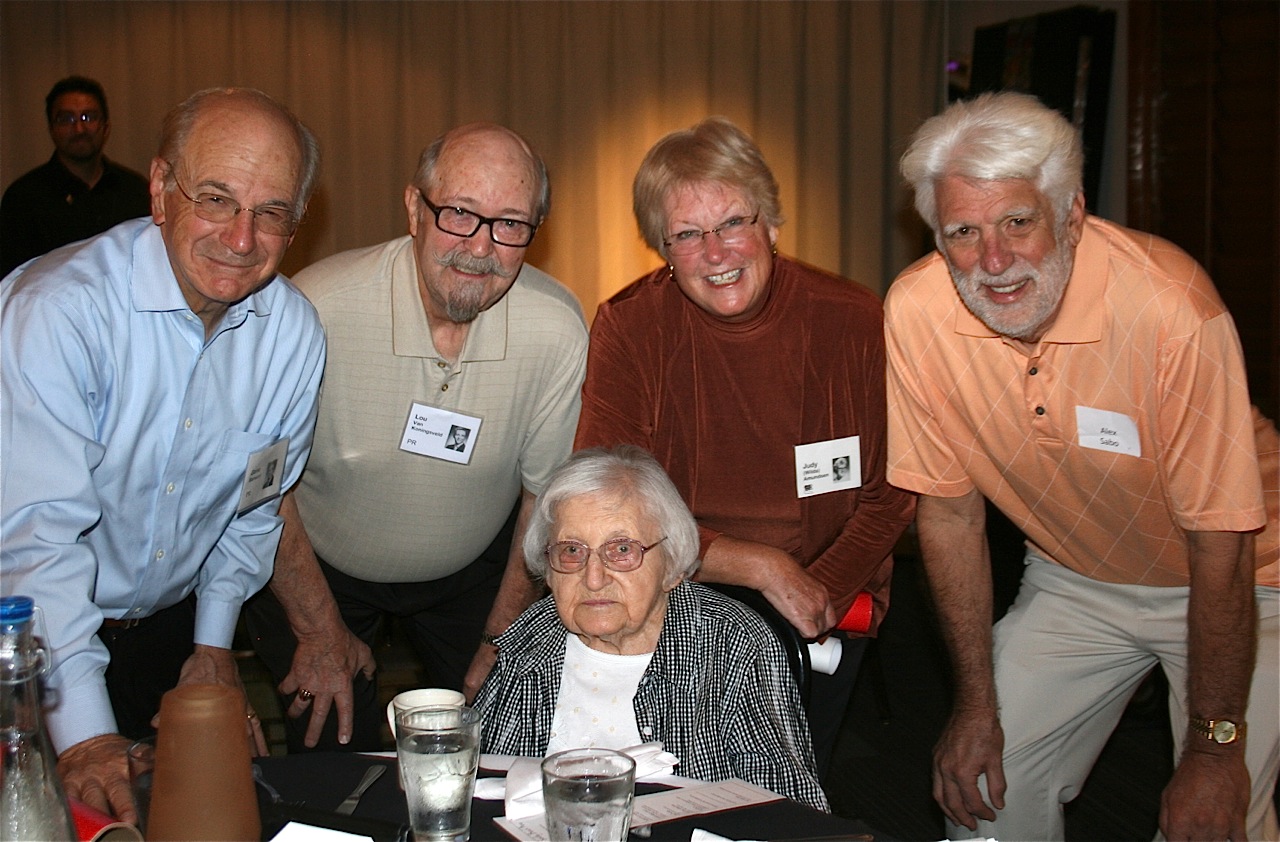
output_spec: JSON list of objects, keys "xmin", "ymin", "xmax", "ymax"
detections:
[{"xmin": 573, "ymin": 117, "xmax": 916, "ymax": 776}]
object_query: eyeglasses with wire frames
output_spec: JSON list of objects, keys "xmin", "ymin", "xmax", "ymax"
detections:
[
  {"xmin": 545, "ymin": 536, "xmax": 668, "ymax": 574},
  {"xmin": 662, "ymin": 212, "xmax": 760, "ymax": 256},
  {"xmin": 51, "ymin": 111, "xmax": 103, "ymax": 128},
  {"xmin": 167, "ymin": 166, "xmax": 299, "ymax": 237},
  {"xmin": 417, "ymin": 190, "xmax": 538, "ymax": 248}
]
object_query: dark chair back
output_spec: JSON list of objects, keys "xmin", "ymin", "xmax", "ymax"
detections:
[{"xmin": 705, "ymin": 583, "xmax": 811, "ymax": 709}]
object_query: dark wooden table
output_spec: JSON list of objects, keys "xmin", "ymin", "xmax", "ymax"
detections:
[{"xmin": 255, "ymin": 753, "xmax": 892, "ymax": 841}]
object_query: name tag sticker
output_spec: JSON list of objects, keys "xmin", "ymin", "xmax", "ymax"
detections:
[
  {"xmin": 1075, "ymin": 406, "xmax": 1141, "ymax": 458},
  {"xmin": 400, "ymin": 401, "xmax": 483, "ymax": 465},
  {"xmin": 238, "ymin": 437, "xmax": 288, "ymax": 515},
  {"xmin": 794, "ymin": 436, "xmax": 861, "ymax": 499}
]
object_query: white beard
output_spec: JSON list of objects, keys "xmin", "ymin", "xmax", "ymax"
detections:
[{"xmin": 947, "ymin": 235, "xmax": 1075, "ymax": 341}]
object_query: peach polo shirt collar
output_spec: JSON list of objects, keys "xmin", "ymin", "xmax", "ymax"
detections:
[
  {"xmin": 951, "ymin": 216, "xmax": 1106, "ymax": 346},
  {"xmin": 388, "ymin": 235, "xmax": 510, "ymax": 362}
]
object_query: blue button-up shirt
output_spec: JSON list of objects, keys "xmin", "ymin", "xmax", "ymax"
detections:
[{"xmin": 1, "ymin": 219, "xmax": 325, "ymax": 752}]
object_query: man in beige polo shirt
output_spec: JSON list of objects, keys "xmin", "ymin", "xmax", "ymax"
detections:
[
  {"xmin": 885, "ymin": 92, "xmax": 1276, "ymax": 841},
  {"xmin": 244, "ymin": 123, "xmax": 587, "ymax": 753}
]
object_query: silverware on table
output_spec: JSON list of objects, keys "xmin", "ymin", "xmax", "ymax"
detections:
[
  {"xmin": 252, "ymin": 763, "xmax": 283, "ymax": 804},
  {"xmin": 336, "ymin": 764, "xmax": 387, "ymax": 815}
]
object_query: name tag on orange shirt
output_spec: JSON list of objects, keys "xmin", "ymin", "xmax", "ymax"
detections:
[
  {"xmin": 1076, "ymin": 406, "xmax": 1141, "ymax": 458},
  {"xmin": 794, "ymin": 436, "xmax": 861, "ymax": 498}
]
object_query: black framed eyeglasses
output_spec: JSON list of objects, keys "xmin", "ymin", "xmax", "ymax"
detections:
[
  {"xmin": 662, "ymin": 212, "xmax": 760, "ymax": 256},
  {"xmin": 418, "ymin": 191, "xmax": 537, "ymax": 248},
  {"xmin": 168, "ymin": 166, "xmax": 298, "ymax": 237},
  {"xmin": 545, "ymin": 536, "xmax": 668, "ymax": 574}
]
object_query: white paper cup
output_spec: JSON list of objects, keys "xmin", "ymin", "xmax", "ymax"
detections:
[{"xmin": 387, "ymin": 688, "xmax": 465, "ymax": 738}]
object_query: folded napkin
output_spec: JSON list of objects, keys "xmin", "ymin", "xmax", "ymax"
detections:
[
  {"xmin": 624, "ymin": 741, "xmax": 680, "ymax": 779},
  {"xmin": 474, "ymin": 742, "xmax": 680, "ymax": 819},
  {"xmin": 691, "ymin": 830, "xmax": 756, "ymax": 842}
]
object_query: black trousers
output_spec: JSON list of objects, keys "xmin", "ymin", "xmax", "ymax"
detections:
[
  {"xmin": 808, "ymin": 633, "xmax": 867, "ymax": 779},
  {"xmin": 243, "ymin": 501, "xmax": 517, "ymax": 753},
  {"xmin": 98, "ymin": 595, "xmax": 197, "ymax": 740}
]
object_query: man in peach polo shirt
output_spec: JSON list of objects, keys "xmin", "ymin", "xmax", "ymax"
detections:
[{"xmin": 885, "ymin": 91, "xmax": 1277, "ymax": 842}]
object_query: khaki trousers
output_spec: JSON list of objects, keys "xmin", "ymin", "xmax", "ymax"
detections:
[{"xmin": 948, "ymin": 553, "xmax": 1279, "ymax": 842}]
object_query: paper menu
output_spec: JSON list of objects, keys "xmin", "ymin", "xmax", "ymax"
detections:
[{"xmin": 493, "ymin": 779, "xmax": 782, "ymax": 842}]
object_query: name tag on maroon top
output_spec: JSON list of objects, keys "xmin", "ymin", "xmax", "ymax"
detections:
[{"xmin": 794, "ymin": 436, "xmax": 860, "ymax": 498}]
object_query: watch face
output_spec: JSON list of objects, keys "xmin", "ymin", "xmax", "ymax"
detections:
[{"xmin": 1212, "ymin": 720, "xmax": 1238, "ymax": 743}]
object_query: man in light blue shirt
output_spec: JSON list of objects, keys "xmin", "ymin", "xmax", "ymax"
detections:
[{"xmin": 0, "ymin": 87, "xmax": 325, "ymax": 823}]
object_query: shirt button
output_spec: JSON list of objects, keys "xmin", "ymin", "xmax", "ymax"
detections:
[
  {"xmin": 441, "ymin": 384, "xmax": 449, "ymax": 392},
  {"xmin": 155, "ymin": 549, "xmax": 165, "ymax": 560},
  {"xmin": 184, "ymin": 418, "xmax": 193, "ymax": 429},
  {"xmin": 1035, "ymin": 406, "xmax": 1046, "ymax": 416},
  {"xmin": 641, "ymin": 726, "xmax": 653, "ymax": 736},
  {"xmin": 437, "ymin": 361, "xmax": 447, "ymax": 369},
  {"xmin": 166, "ymin": 483, "xmax": 176, "ymax": 494}
]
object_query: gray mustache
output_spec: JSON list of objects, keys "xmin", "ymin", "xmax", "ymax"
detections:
[{"xmin": 436, "ymin": 251, "xmax": 513, "ymax": 279}]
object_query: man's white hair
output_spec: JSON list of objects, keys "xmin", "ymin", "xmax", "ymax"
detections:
[{"xmin": 901, "ymin": 91, "xmax": 1084, "ymax": 234}]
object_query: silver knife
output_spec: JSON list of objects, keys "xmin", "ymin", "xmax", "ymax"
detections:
[{"xmin": 336, "ymin": 764, "xmax": 387, "ymax": 815}]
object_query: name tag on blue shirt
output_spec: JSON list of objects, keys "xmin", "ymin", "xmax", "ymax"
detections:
[{"xmin": 238, "ymin": 438, "xmax": 288, "ymax": 514}]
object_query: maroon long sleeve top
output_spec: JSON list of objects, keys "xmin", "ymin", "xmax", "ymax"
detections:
[{"xmin": 575, "ymin": 256, "xmax": 916, "ymax": 634}]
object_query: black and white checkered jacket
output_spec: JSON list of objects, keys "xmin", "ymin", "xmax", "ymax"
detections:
[{"xmin": 475, "ymin": 581, "xmax": 829, "ymax": 811}]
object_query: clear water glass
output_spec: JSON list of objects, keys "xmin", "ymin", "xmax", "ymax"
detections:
[
  {"xmin": 541, "ymin": 748, "xmax": 635, "ymax": 842},
  {"xmin": 395, "ymin": 704, "xmax": 481, "ymax": 842}
]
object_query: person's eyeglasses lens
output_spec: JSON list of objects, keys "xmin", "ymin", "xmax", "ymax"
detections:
[
  {"xmin": 664, "ymin": 214, "xmax": 758, "ymax": 256},
  {"xmin": 171, "ymin": 172, "xmax": 296, "ymax": 236},
  {"xmin": 52, "ymin": 112, "xmax": 102, "ymax": 127},
  {"xmin": 548, "ymin": 538, "xmax": 664, "ymax": 572},
  {"xmin": 420, "ymin": 193, "xmax": 535, "ymax": 247}
]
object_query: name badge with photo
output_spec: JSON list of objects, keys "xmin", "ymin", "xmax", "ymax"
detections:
[
  {"xmin": 1075, "ymin": 406, "xmax": 1141, "ymax": 458},
  {"xmin": 238, "ymin": 437, "xmax": 289, "ymax": 515},
  {"xmin": 400, "ymin": 401, "xmax": 483, "ymax": 465},
  {"xmin": 794, "ymin": 436, "xmax": 861, "ymax": 499}
]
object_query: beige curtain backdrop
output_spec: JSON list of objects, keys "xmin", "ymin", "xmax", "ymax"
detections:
[{"xmin": 1, "ymin": 1, "xmax": 942, "ymax": 319}]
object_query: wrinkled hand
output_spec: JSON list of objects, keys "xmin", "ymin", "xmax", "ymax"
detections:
[
  {"xmin": 58, "ymin": 733, "xmax": 137, "ymax": 824},
  {"xmin": 157, "ymin": 645, "xmax": 268, "ymax": 756},
  {"xmin": 758, "ymin": 561, "xmax": 836, "ymax": 638},
  {"xmin": 278, "ymin": 625, "xmax": 376, "ymax": 747},
  {"xmin": 1160, "ymin": 747, "xmax": 1250, "ymax": 841},
  {"xmin": 463, "ymin": 641, "xmax": 498, "ymax": 703},
  {"xmin": 932, "ymin": 708, "xmax": 1006, "ymax": 831}
]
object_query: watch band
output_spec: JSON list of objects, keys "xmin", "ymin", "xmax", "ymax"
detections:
[{"xmin": 1189, "ymin": 717, "xmax": 1246, "ymax": 744}]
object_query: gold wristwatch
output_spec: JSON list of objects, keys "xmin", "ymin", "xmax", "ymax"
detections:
[{"xmin": 1190, "ymin": 717, "xmax": 1246, "ymax": 745}]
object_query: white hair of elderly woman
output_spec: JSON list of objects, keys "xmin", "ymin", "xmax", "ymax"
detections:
[{"xmin": 523, "ymin": 445, "xmax": 701, "ymax": 588}]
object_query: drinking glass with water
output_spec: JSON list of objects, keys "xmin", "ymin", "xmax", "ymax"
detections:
[
  {"xmin": 541, "ymin": 748, "xmax": 636, "ymax": 842},
  {"xmin": 395, "ymin": 704, "xmax": 481, "ymax": 842}
]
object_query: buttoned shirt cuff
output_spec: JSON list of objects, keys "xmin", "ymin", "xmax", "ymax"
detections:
[
  {"xmin": 193, "ymin": 597, "xmax": 241, "ymax": 651},
  {"xmin": 47, "ymin": 681, "xmax": 118, "ymax": 756}
]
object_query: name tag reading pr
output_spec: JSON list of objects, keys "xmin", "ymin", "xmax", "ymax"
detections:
[
  {"xmin": 1075, "ymin": 406, "xmax": 1141, "ymax": 458},
  {"xmin": 238, "ymin": 437, "xmax": 288, "ymax": 514},
  {"xmin": 400, "ymin": 401, "xmax": 483, "ymax": 465},
  {"xmin": 794, "ymin": 436, "xmax": 861, "ymax": 499}
]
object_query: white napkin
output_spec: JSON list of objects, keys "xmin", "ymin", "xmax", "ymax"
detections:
[
  {"xmin": 492, "ymin": 756, "xmax": 545, "ymax": 818},
  {"xmin": 624, "ymin": 741, "xmax": 679, "ymax": 779},
  {"xmin": 691, "ymin": 830, "xmax": 758, "ymax": 842},
  {"xmin": 473, "ymin": 743, "xmax": 680, "ymax": 819}
]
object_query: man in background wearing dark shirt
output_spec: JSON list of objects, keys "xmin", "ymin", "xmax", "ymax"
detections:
[{"xmin": 0, "ymin": 76, "xmax": 150, "ymax": 276}]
